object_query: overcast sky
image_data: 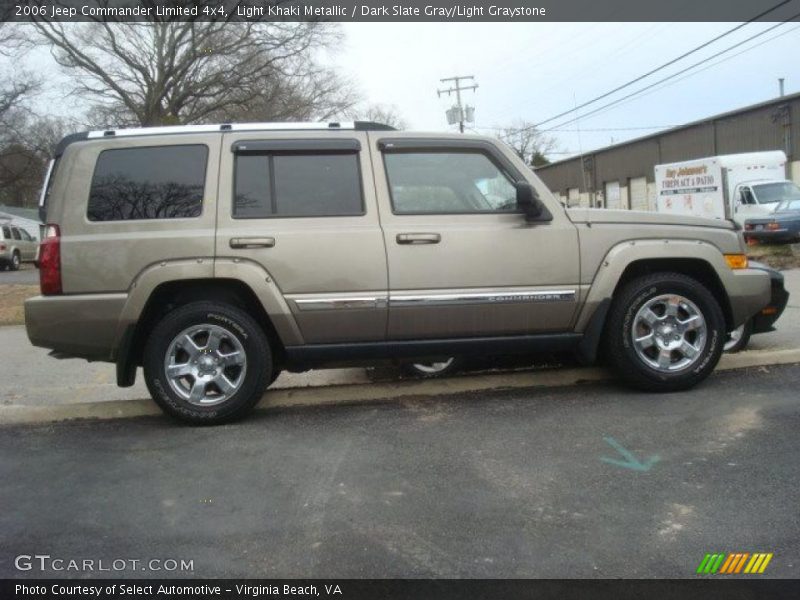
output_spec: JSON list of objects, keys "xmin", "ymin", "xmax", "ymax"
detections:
[
  {"xmin": 9, "ymin": 21, "xmax": 799, "ymax": 163},
  {"xmin": 337, "ymin": 22, "xmax": 800, "ymax": 160}
]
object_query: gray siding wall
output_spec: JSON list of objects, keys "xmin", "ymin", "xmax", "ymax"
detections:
[{"xmin": 537, "ymin": 93, "xmax": 800, "ymax": 198}]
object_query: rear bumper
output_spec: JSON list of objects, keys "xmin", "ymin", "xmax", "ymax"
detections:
[
  {"xmin": 744, "ymin": 228, "xmax": 798, "ymax": 243},
  {"xmin": 725, "ymin": 269, "xmax": 771, "ymax": 328},
  {"xmin": 24, "ymin": 293, "xmax": 126, "ymax": 361}
]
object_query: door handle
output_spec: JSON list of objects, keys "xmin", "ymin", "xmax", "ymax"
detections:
[
  {"xmin": 396, "ymin": 233, "xmax": 441, "ymax": 245},
  {"xmin": 229, "ymin": 237, "xmax": 275, "ymax": 249}
]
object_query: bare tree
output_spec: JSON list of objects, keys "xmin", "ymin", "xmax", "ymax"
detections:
[
  {"xmin": 212, "ymin": 67, "xmax": 359, "ymax": 125},
  {"xmin": 0, "ymin": 24, "xmax": 39, "ymax": 121},
  {"xmin": 32, "ymin": 16, "xmax": 356, "ymax": 126},
  {"xmin": 0, "ymin": 24, "xmax": 49, "ymax": 207},
  {"xmin": 357, "ymin": 103, "xmax": 408, "ymax": 129},
  {"xmin": 496, "ymin": 120, "xmax": 558, "ymax": 167}
]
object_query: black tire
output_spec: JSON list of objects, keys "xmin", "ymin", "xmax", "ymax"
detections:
[
  {"xmin": 724, "ymin": 320, "xmax": 753, "ymax": 353},
  {"xmin": 604, "ymin": 272, "xmax": 726, "ymax": 392},
  {"xmin": 268, "ymin": 366, "xmax": 282, "ymax": 385},
  {"xmin": 401, "ymin": 356, "xmax": 462, "ymax": 378},
  {"xmin": 10, "ymin": 251, "xmax": 20, "ymax": 271},
  {"xmin": 143, "ymin": 301, "xmax": 271, "ymax": 425}
]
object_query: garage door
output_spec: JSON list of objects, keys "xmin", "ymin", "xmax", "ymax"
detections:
[
  {"xmin": 605, "ymin": 181, "xmax": 621, "ymax": 209},
  {"xmin": 629, "ymin": 177, "xmax": 648, "ymax": 211},
  {"xmin": 567, "ymin": 187, "xmax": 580, "ymax": 207}
]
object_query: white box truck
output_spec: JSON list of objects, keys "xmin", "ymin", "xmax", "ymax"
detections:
[{"xmin": 655, "ymin": 151, "xmax": 800, "ymax": 226}]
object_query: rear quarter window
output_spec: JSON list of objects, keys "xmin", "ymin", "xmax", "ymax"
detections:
[{"xmin": 87, "ymin": 145, "xmax": 208, "ymax": 221}]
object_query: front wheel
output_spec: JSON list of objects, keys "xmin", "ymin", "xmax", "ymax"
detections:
[
  {"xmin": 605, "ymin": 273, "xmax": 725, "ymax": 392},
  {"xmin": 143, "ymin": 302, "xmax": 271, "ymax": 424},
  {"xmin": 402, "ymin": 357, "xmax": 461, "ymax": 378},
  {"xmin": 724, "ymin": 320, "xmax": 752, "ymax": 353}
]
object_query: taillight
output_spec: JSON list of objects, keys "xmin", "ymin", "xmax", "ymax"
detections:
[
  {"xmin": 766, "ymin": 222, "xmax": 781, "ymax": 231},
  {"xmin": 744, "ymin": 224, "xmax": 753, "ymax": 230},
  {"xmin": 0, "ymin": 243, "xmax": 5, "ymax": 251},
  {"xmin": 39, "ymin": 224, "xmax": 62, "ymax": 295}
]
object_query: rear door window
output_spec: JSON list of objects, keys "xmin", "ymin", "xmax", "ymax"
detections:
[
  {"xmin": 234, "ymin": 153, "xmax": 363, "ymax": 218},
  {"xmin": 88, "ymin": 145, "xmax": 208, "ymax": 221},
  {"xmin": 10, "ymin": 227, "xmax": 21, "ymax": 240}
]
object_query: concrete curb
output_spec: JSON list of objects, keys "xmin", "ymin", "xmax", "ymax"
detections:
[{"xmin": 3, "ymin": 348, "xmax": 800, "ymax": 426}]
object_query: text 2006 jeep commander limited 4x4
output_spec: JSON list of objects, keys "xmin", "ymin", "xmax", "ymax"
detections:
[{"xmin": 26, "ymin": 122, "xmax": 782, "ymax": 424}]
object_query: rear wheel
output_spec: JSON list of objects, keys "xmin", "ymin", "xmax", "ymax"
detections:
[
  {"xmin": 143, "ymin": 302, "xmax": 271, "ymax": 424},
  {"xmin": 10, "ymin": 251, "xmax": 20, "ymax": 271},
  {"xmin": 605, "ymin": 273, "xmax": 725, "ymax": 392}
]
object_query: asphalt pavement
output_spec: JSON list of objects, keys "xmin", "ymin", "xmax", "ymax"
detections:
[
  {"xmin": 0, "ymin": 263, "xmax": 38, "ymax": 285},
  {"xmin": 2, "ymin": 364, "xmax": 798, "ymax": 578}
]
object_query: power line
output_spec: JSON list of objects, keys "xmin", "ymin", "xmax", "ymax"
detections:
[
  {"xmin": 478, "ymin": 125, "xmax": 679, "ymax": 132},
  {"xmin": 526, "ymin": 0, "xmax": 795, "ymax": 130},
  {"xmin": 540, "ymin": 16, "xmax": 800, "ymax": 133},
  {"xmin": 549, "ymin": 126, "xmax": 678, "ymax": 132},
  {"xmin": 549, "ymin": 23, "xmax": 800, "ymax": 134}
]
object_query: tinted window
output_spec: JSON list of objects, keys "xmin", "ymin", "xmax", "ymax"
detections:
[
  {"xmin": 88, "ymin": 145, "xmax": 207, "ymax": 221},
  {"xmin": 384, "ymin": 151, "xmax": 518, "ymax": 214},
  {"xmin": 19, "ymin": 229, "xmax": 32, "ymax": 241},
  {"xmin": 10, "ymin": 227, "xmax": 21, "ymax": 240},
  {"xmin": 234, "ymin": 153, "xmax": 363, "ymax": 218},
  {"xmin": 739, "ymin": 188, "xmax": 756, "ymax": 205},
  {"xmin": 1, "ymin": 226, "xmax": 9, "ymax": 239}
]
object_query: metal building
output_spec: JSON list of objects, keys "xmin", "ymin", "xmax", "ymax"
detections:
[{"xmin": 535, "ymin": 91, "xmax": 800, "ymax": 210}]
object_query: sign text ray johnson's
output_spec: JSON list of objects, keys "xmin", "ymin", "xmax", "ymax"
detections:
[{"xmin": 4, "ymin": 0, "xmax": 800, "ymax": 22}]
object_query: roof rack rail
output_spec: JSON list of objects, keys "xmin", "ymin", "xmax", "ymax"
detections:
[{"xmin": 85, "ymin": 121, "xmax": 396, "ymax": 139}]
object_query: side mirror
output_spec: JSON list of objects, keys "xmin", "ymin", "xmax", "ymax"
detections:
[{"xmin": 516, "ymin": 182, "xmax": 546, "ymax": 221}]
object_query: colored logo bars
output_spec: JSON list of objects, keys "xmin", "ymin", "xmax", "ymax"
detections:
[{"xmin": 696, "ymin": 552, "xmax": 773, "ymax": 574}]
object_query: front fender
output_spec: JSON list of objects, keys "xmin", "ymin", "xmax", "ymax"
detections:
[{"xmin": 575, "ymin": 239, "xmax": 769, "ymax": 332}]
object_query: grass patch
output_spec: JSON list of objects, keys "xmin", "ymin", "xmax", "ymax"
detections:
[
  {"xmin": 0, "ymin": 285, "xmax": 38, "ymax": 326},
  {"xmin": 747, "ymin": 243, "xmax": 800, "ymax": 270}
]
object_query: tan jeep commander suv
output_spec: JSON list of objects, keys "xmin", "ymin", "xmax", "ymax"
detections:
[{"xmin": 25, "ymin": 122, "xmax": 773, "ymax": 423}]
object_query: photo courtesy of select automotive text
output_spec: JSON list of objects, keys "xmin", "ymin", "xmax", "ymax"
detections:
[{"xmin": 1, "ymin": 0, "xmax": 800, "ymax": 597}]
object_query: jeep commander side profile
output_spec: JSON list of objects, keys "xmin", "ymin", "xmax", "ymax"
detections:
[{"xmin": 26, "ymin": 122, "xmax": 777, "ymax": 424}]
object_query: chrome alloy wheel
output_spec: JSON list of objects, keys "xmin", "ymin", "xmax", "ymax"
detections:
[
  {"xmin": 411, "ymin": 357, "xmax": 456, "ymax": 375},
  {"xmin": 631, "ymin": 294, "xmax": 707, "ymax": 372},
  {"xmin": 163, "ymin": 324, "xmax": 247, "ymax": 406}
]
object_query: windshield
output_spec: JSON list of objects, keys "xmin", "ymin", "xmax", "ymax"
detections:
[{"xmin": 752, "ymin": 181, "xmax": 800, "ymax": 205}]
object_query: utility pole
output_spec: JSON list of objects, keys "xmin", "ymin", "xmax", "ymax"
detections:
[{"xmin": 437, "ymin": 75, "xmax": 478, "ymax": 133}]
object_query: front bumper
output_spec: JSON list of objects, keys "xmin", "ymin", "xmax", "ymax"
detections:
[
  {"xmin": 725, "ymin": 268, "xmax": 771, "ymax": 328},
  {"xmin": 748, "ymin": 262, "xmax": 789, "ymax": 334}
]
